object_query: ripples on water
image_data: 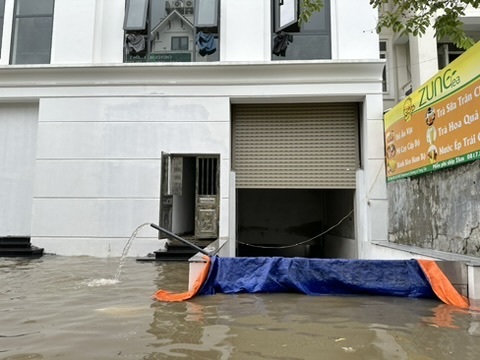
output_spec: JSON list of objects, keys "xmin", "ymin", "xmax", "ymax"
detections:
[{"xmin": 1, "ymin": 255, "xmax": 480, "ymax": 360}]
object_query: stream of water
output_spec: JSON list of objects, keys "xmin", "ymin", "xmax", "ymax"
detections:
[{"xmin": 114, "ymin": 222, "xmax": 153, "ymax": 283}]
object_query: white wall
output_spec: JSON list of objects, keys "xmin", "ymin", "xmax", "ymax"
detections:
[
  {"xmin": 357, "ymin": 93, "xmax": 389, "ymax": 259},
  {"xmin": 0, "ymin": 58, "xmax": 385, "ymax": 257},
  {"xmin": 0, "ymin": 103, "xmax": 38, "ymax": 237},
  {"xmin": 324, "ymin": 234, "xmax": 357, "ymax": 259},
  {"xmin": 93, "ymin": 0, "xmax": 125, "ymax": 63},
  {"xmin": 51, "ymin": 0, "xmax": 97, "ymax": 64},
  {"xmin": 32, "ymin": 96, "xmax": 230, "ymax": 256},
  {"xmin": 3, "ymin": 0, "xmax": 382, "ymax": 65},
  {"xmin": 334, "ymin": 0, "xmax": 379, "ymax": 59},
  {"xmin": 50, "ymin": 0, "xmax": 125, "ymax": 64},
  {"xmin": 221, "ymin": 0, "xmax": 270, "ymax": 61},
  {"xmin": 409, "ymin": 29, "xmax": 439, "ymax": 90},
  {"xmin": 0, "ymin": 0, "xmax": 386, "ymax": 258}
]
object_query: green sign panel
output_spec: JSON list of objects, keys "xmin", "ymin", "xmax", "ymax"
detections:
[{"xmin": 126, "ymin": 52, "xmax": 192, "ymax": 63}]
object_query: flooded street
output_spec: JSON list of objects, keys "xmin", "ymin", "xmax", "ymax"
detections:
[{"xmin": 1, "ymin": 255, "xmax": 479, "ymax": 359}]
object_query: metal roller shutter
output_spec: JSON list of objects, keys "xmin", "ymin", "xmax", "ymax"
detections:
[{"xmin": 233, "ymin": 103, "xmax": 359, "ymax": 189}]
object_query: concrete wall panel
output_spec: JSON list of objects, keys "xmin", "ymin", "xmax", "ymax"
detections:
[
  {"xmin": 0, "ymin": 103, "xmax": 38, "ymax": 236},
  {"xmin": 33, "ymin": 160, "xmax": 161, "ymax": 198},
  {"xmin": 388, "ymin": 161, "xmax": 480, "ymax": 256},
  {"xmin": 364, "ymin": 159, "xmax": 387, "ymax": 200},
  {"xmin": 32, "ymin": 198, "xmax": 159, "ymax": 238},
  {"xmin": 366, "ymin": 120, "xmax": 387, "ymax": 159},
  {"xmin": 36, "ymin": 121, "xmax": 229, "ymax": 159},
  {"xmin": 368, "ymin": 199, "xmax": 389, "ymax": 241},
  {"xmin": 39, "ymin": 97, "xmax": 229, "ymax": 123}
]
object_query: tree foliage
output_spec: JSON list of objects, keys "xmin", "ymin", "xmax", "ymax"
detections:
[
  {"xmin": 299, "ymin": 0, "xmax": 324, "ymax": 24},
  {"xmin": 301, "ymin": 0, "xmax": 479, "ymax": 49},
  {"xmin": 371, "ymin": 0, "xmax": 479, "ymax": 49}
]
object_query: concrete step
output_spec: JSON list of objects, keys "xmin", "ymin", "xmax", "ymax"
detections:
[
  {"xmin": 137, "ymin": 243, "xmax": 207, "ymax": 262},
  {"xmin": 0, "ymin": 246, "xmax": 44, "ymax": 258},
  {"xmin": 0, "ymin": 237, "xmax": 44, "ymax": 258},
  {"xmin": 0, "ymin": 237, "xmax": 32, "ymax": 248}
]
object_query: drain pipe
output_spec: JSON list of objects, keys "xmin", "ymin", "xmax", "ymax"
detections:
[{"xmin": 150, "ymin": 223, "xmax": 211, "ymax": 256}]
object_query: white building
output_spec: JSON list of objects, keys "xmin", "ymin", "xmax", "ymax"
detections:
[
  {"xmin": 380, "ymin": 3, "xmax": 480, "ymax": 110},
  {"xmin": 0, "ymin": 0, "xmax": 388, "ymax": 259},
  {"xmin": 377, "ymin": 4, "xmax": 480, "ymax": 298}
]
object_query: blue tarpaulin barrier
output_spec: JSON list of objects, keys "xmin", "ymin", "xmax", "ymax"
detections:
[{"xmin": 198, "ymin": 257, "xmax": 436, "ymax": 298}]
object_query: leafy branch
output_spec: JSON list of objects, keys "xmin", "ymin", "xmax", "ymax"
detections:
[
  {"xmin": 299, "ymin": 0, "xmax": 324, "ymax": 24},
  {"xmin": 300, "ymin": 0, "xmax": 478, "ymax": 49},
  {"xmin": 370, "ymin": 0, "xmax": 479, "ymax": 49}
]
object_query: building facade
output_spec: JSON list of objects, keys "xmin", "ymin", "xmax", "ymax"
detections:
[
  {"xmin": 0, "ymin": 0, "xmax": 388, "ymax": 259},
  {"xmin": 381, "ymin": 4, "xmax": 480, "ymax": 109},
  {"xmin": 380, "ymin": 4, "xmax": 480, "ymax": 262}
]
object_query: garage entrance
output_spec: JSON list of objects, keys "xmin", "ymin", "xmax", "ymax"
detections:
[{"xmin": 232, "ymin": 103, "xmax": 359, "ymax": 258}]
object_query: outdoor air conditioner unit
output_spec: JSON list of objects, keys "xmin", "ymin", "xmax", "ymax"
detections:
[
  {"xmin": 174, "ymin": 0, "xmax": 184, "ymax": 8},
  {"xmin": 185, "ymin": 0, "xmax": 194, "ymax": 7}
]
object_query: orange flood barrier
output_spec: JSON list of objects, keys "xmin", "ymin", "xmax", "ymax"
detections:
[
  {"xmin": 152, "ymin": 256, "xmax": 211, "ymax": 302},
  {"xmin": 417, "ymin": 259, "xmax": 470, "ymax": 309}
]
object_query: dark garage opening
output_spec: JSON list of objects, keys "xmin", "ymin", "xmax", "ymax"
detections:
[{"xmin": 236, "ymin": 189, "xmax": 356, "ymax": 258}]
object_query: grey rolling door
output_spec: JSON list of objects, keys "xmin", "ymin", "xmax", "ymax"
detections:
[{"xmin": 233, "ymin": 103, "xmax": 358, "ymax": 189}]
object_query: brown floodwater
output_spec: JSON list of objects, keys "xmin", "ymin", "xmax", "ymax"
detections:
[{"xmin": 1, "ymin": 255, "xmax": 479, "ymax": 360}]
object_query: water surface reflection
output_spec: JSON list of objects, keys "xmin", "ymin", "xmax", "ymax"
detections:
[{"xmin": 1, "ymin": 255, "xmax": 479, "ymax": 359}]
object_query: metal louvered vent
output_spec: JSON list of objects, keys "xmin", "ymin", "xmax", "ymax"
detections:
[{"xmin": 233, "ymin": 103, "xmax": 359, "ymax": 189}]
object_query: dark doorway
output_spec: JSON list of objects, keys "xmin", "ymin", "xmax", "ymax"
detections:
[
  {"xmin": 236, "ymin": 189, "xmax": 355, "ymax": 258},
  {"xmin": 160, "ymin": 153, "xmax": 220, "ymax": 240}
]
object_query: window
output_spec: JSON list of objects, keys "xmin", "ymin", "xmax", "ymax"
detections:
[
  {"xmin": 379, "ymin": 39, "xmax": 395, "ymax": 98},
  {"xmin": 171, "ymin": 36, "xmax": 188, "ymax": 50},
  {"xmin": 198, "ymin": 157, "xmax": 218, "ymax": 196},
  {"xmin": 11, "ymin": 0, "xmax": 54, "ymax": 64},
  {"xmin": 437, "ymin": 28, "xmax": 480, "ymax": 70},
  {"xmin": 124, "ymin": 0, "xmax": 149, "ymax": 30},
  {"xmin": 124, "ymin": 0, "xmax": 219, "ymax": 63},
  {"xmin": 437, "ymin": 43, "xmax": 464, "ymax": 69},
  {"xmin": 379, "ymin": 41, "xmax": 388, "ymax": 93},
  {"xmin": 272, "ymin": 0, "xmax": 331, "ymax": 60},
  {"xmin": 0, "ymin": 0, "xmax": 5, "ymax": 51}
]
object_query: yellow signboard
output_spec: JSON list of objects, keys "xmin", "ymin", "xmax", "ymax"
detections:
[{"xmin": 384, "ymin": 41, "xmax": 480, "ymax": 181}]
